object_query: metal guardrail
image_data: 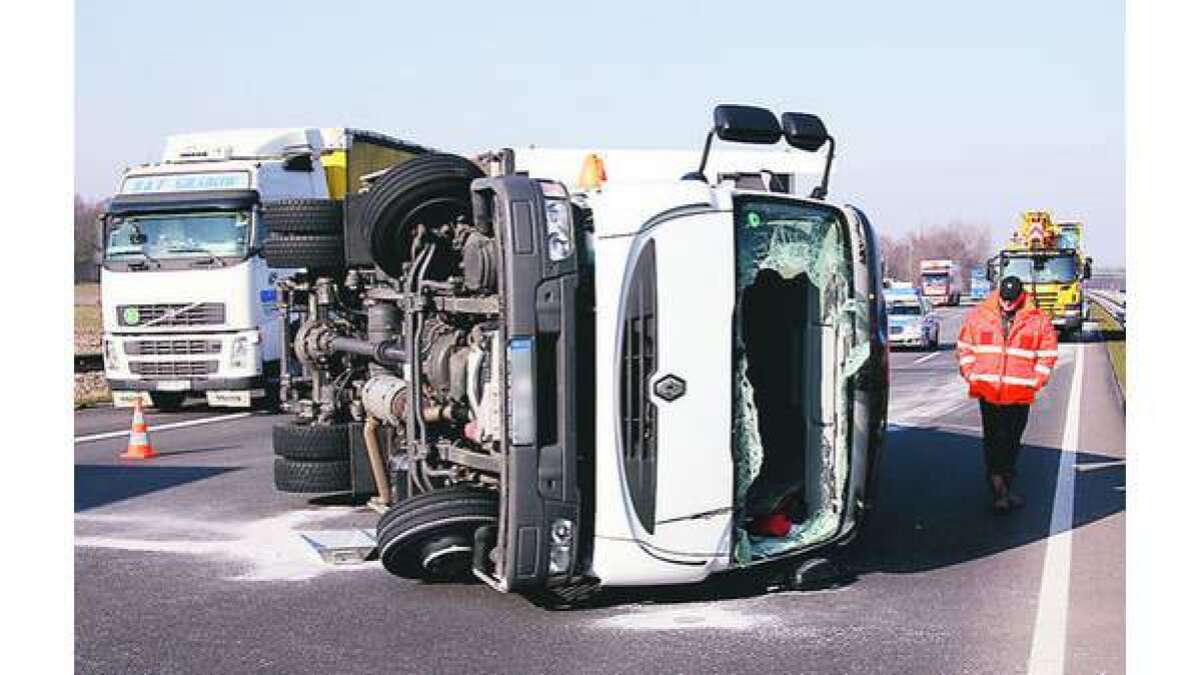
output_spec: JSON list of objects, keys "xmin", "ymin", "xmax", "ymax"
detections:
[
  {"xmin": 1086, "ymin": 290, "xmax": 1126, "ymax": 330},
  {"xmin": 74, "ymin": 353, "xmax": 104, "ymax": 373}
]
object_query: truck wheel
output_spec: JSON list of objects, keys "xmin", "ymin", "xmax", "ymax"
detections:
[
  {"xmin": 377, "ymin": 486, "xmax": 499, "ymax": 582},
  {"xmin": 359, "ymin": 154, "xmax": 484, "ymax": 279},
  {"xmin": 263, "ymin": 233, "xmax": 345, "ymax": 270},
  {"xmin": 273, "ymin": 421, "xmax": 349, "ymax": 461},
  {"xmin": 273, "ymin": 457, "xmax": 351, "ymax": 493},
  {"xmin": 260, "ymin": 198, "xmax": 343, "ymax": 235},
  {"xmin": 153, "ymin": 392, "xmax": 186, "ymax": 411}
]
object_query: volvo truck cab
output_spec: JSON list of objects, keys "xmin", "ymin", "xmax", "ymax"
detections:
[
  {"xmin": 100, "ymin": 128, "xmax": 425, "ymax": 409},
  {"xmin": 268, "ymin": 106, "xmax": 888, "ymax": 596}
]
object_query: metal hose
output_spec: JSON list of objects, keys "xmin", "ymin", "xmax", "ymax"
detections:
[{"xmin": 363, "ymin": 417, "xmax": 392, "ymax": 505}]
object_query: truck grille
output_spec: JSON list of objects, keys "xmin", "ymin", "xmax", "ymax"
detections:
[
  {"xmin": 129, "ymin": 360, "xmax": 219, "ymax": 377},
  {"xmin": 117, "ymin": 303, "xmax": 226, "ymax": 327},
  {"xmin": 619, "ymin": 241, "xmax": 658, "ymax": 533},
  {"xmin": 1033, "ymin": 292, "xmax": 1058, "ymax": 310},
  {"xmin": 124, "ymin": 339, "xmax": 221, "ymax": 356}
]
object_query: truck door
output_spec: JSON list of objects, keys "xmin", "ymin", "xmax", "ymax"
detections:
[{"xmin": 615, "ymin": 208, "xmax": 735, "ymax": 560}]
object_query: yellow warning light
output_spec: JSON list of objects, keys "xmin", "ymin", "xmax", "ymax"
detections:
[{"xmin": 578, "ymin": 152, "xmax": 607, "ymax": 191}]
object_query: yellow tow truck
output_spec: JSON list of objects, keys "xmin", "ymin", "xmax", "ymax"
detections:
[{"xmin": 988, "ymin": 210, "xmax": 1093, "ymax": 335}]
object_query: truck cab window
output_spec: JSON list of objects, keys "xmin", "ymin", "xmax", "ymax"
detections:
[{"xmin": 105, "ymin": 211, "xmax": 251, "ymax": 262}]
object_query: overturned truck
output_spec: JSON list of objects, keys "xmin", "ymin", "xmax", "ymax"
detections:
[{"xmin": 267, "ymin": 105, "xmax": 889, "ymax": 595}]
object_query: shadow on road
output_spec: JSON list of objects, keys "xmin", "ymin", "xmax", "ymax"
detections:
[
  {"xmin": 74, "ymin": 464, "xmax": 240, "ymax": 512},
  {"xmin": 846, "ymin": 426, "xmax": 1124, "ymax": 575},
  {"xmin": 546, "ymin": 425, "xmax": 1123, "ymax": 611}
]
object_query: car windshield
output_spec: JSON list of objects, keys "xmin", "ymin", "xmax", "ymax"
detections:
[
  {"xmin": 1001, "ymin": 255, "xmax": 1078, "ymax": 284},
  {"xmin": 888, "ymin": 303, "xmax": 922, "ymax": 316},
  {"xmin": 106, "ymin": 211, "xmax": 251, "ymax": 261}
]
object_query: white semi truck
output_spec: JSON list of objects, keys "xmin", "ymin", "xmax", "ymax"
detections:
[
  {"xmin": 100, "ymin": 128, "xmax": 424, "ymax": 409},
  {"xmin": 270, "ymin": 106, "xmax": 889, "ymax": 597}
]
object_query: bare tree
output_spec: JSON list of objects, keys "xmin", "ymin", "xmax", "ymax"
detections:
[
  {"xmin": 880, "ymin": 222, "xmax": 994, "ymax": 284},
  {"xmin": 74, "ymin": 195, "xmax": 106, "ymax": 282}
]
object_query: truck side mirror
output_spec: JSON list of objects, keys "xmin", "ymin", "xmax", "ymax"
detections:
[
  {"xmin": 713, "ymin": 105, "xmax": 782, "ymax": 144},
  {"xmin": 780, "ymin": 112, "xmax": 829, "ymax": 152},
  {"xmin": 685, "ymin": 105, "xmax": 783, "ymax": 182},
  {"xmin": 1084, "ymin": 256, "xmax": 1093, "ymax": 279},
  {"xmin": 781, "ymin": 112, "xmax": 836, "ymax": 199}
]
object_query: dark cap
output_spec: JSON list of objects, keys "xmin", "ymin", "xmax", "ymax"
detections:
[{"xmin": 999, "ymin": 276, "xmax": 1024, "ymax": 302}]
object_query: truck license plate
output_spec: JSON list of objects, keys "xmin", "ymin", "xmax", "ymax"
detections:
[
  {"xmin": 206, "ymin": 390, "xmax": 251, "ymax": 408},
  {"xmin": 112, "ymin": 391, "xmax": 153, "ymax": 408},
  {"xmin": 156, "ymin": 380, "xmax": 190, "ymax": 392}
]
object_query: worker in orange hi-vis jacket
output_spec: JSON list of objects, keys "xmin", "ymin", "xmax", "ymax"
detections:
[{"xmin": 956, "ymin": 276, "xmax": 1059, "ymax": 512}]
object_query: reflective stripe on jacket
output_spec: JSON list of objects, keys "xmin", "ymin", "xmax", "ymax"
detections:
[{"xmin": 956, "ymin": 291, "xmax": 1059, "ymax": 405}]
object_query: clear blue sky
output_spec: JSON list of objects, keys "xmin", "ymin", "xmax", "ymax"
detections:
[{"xmin": 75, "ymin": 0, "xmax": 1124, "ymax": 265}]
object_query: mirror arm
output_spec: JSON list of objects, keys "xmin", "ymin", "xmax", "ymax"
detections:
[
  {"xmin": 683, "ymin": 128, "xmax": 717, "ymax": 182},
  {"xmin": 809, "ymin": 135, "xmax": 836, "ymax": 199}
]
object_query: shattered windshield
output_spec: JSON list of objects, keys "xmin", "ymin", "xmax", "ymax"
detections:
[
  {"xmin": 105, "ymin": 211, "xmax": 251, "ymax": 261},
  {"xmin": 732, "ymin": 196, "xmax": 858, "ymax": 560}
]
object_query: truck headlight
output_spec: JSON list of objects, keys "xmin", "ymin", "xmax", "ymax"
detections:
[
  {"xmin": 103, "ymin": 338, "xmax": 122, "ymax": 372},
  {"xmin": 230, "ymin": 336, "xmax": 250, "ymax": 369},
  {"xmin": 548, "ymin": 518, "xmax": 574, "ymax": 575},
  {"xmin": 544, "ymin": 199, "xmax": 572, "ymax": 262}
]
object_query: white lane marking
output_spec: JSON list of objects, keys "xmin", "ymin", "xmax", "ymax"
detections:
[
  {"xmin": 912, "ymin": 351, "xmax": 942, "ymax": 365},
  {"xmin": 1028, "ymin": 343, "xmax": 1085, "ymax": 674},
  {"xmin": 73, "ymin": 412, "xmax": 253, "ymax": 444}
]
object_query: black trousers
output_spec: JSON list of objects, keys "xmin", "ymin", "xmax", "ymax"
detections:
[{"xmin": 979, "ymin": 400, "xmax": 1031, "ymax": 481}]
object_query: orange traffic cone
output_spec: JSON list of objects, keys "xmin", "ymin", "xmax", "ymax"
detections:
[{"xmin": 120, "ymin": 398, "xmax": 158, "ymax": 460}]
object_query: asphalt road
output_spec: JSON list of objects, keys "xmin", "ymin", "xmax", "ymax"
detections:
[{"xmin": 74, "ymin": 306, "xmax": 1126, "ymax": 674}]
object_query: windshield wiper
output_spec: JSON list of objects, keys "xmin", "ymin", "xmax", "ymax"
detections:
[
  {"xmin": 109, "ymin": 250, "xmax": 162, "ymax": 268},
  {"xmin": 167, "ymin": 246, "xmax": 228, "ymax": 267}
]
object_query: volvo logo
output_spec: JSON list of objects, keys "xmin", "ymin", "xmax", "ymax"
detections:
[{"xmin": 653, "ymin": 374, "xmax": 687, "ymax": 402}]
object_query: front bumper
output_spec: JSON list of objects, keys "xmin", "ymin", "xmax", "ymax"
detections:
[
  {"xmin": 888, "ymin": 328, "xmax": 924, "ymax": 347},
  {"xmin": 107, "ymin": 375, "xmax": 264, "ymax": 392},
  {"xmin": 102, "ymin": 329, "xmax": 263, "ymax": 391},
  {"xmin": 1053, "ymin": 315, "xmax": 1083, "ymax": 331},
  {"xmin": 1051, "ymin": 305, "xmax": 1083, "ymax": 331}
]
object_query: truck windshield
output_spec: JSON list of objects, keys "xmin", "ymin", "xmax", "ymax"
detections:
[
  {"xmin": 1001, "ymin": 255, "xmax": 1078, "ymax": 284},
  {"xmin": 922, "ymin": 273, "xmax": 948, "ymax": 284},
  {"xmin": 888, "ymin": 303, "xmax": 922, "ymax": 316},
  {"xmin": 105, "ymin": 212, "xmax": 251, "ymax": 261}
]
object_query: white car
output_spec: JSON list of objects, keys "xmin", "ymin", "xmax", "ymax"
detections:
[{"xmin": 887, "ymin": 297, "xmax": 940, "ymax": 350}]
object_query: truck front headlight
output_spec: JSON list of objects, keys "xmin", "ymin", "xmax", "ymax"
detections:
[
  {"xmin": 103, "ymin": 338, "xmax": 122, "ymax": 372},
  {"xmin": 544, "ymin": 199, "xmax": 572, "ymax": 262},
  {"xmin": 230, "ymin": 336, "xmax": 250, "ymax": 369}
]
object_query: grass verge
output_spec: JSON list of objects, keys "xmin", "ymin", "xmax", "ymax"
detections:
[
  {"xmin": 75, "ymin": 283, "xmax": 107, "ymax": 407},
  {"xmin": 1088, "ymin": 303, "xmax": 1125, "ymax": 403}
]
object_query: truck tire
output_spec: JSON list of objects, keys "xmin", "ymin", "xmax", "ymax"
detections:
[
  {"xmin": 261, "ymin": 198, "xmax": 343, "ymax": 235},
  {"xmin": 272, "ymin": 421, "xmax": 349, "ymax": 461},
  {"xmin": 359, "ymin": 154, "xmax": 484, "ymax": 278},
  {"xmin": 377, "ymin": 486, "xmax": 499, "ymax": 581},
  {"xmin": 263, "ymin": 233, "xmax": 345, "ymax": 270},
  {"xmin": 273, "ymin": 457, "xmax": 351, "ymax": 493}
]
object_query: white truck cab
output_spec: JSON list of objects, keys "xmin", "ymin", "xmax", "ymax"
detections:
[
  {"xmin": 269, "ymin": 106, "xmax": 889, "ymax": 597},
  {"xmin": 101, "ymin": 128, "xmax": 423, "ymax": 409}
]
